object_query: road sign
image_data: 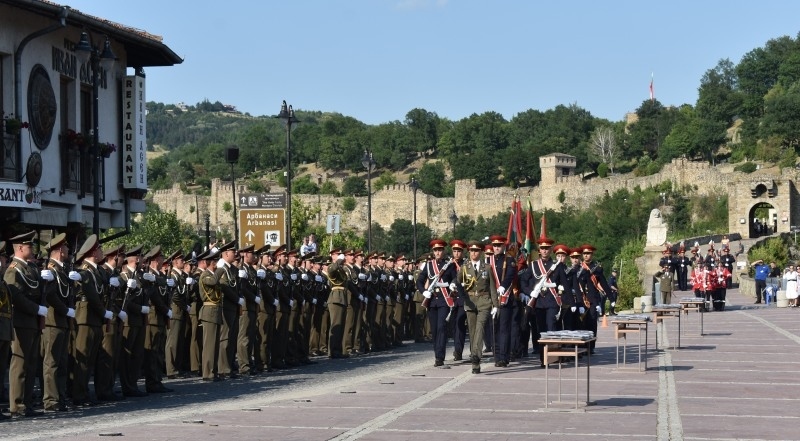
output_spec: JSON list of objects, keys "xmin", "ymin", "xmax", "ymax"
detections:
[
  {"xmin": 326, "ymin": 214, "xmax": 341, "ymax": 234},
  {"xmin": 237, "ymin": 193, "xmax": 287, "ymax": 249},
  {"xmin": 239, "ymin": 208, "xmax": 285, "ymax": 249}
]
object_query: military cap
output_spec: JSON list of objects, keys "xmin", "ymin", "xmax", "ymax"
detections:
[
  {"xmin": 218, "ymin": 240, "xmax": 237, "ymax": 253},
  {"xmin": 102, "ymin": 243, "xmax": 125, "ymax": 258},
  {"xmin": 9, "ymin": 230, "xmax": 36, "ymax": 245},
  {"xmin": 0, "ymin": 240, "xmax": 6, "ymax": 256},
  {"xmin": 195, "ymin": 249, "xmax": 209, "ymax": 261},
  {"xmin": 203, "ymin": 248, "xmax": 220, "ymax": 261},
  {"xmin": 343, "ymin": 248, "xmax": 355, "ymax": 256},
  {"xmin": 302, "ymin": 251, "xmax": 316, "ymax": 261},
  {"xmin": 569, "ymin": 247, "xmax": 581, "ymax": 258},
  {"xmin": 166, "ymin": 249, "xmax": 183, "ymax": 263},
  {"xmin": 76, "ymin": 234, "xmax": 99, "ymax": 262},
  {"xmin": 354, "ymin": 249, "xmax": 365, "ymax": 258},
  {"xmin": 273, "ymin": 244, "xmax": 287, "ymax": 257},
  {"xmin": 396, "ymin": 254, "xmax": 407, "ymax": 262},
  {"xmin": 255, "ymin": 244, "xmax": 271, "ymax": 256},
  {"xmin": 286, "ymin": 248, "xmax": 300, "ymax": 258},
  {"xmin": 467, "ymin": 240, "xmax": 483, "ymax": 252},
  {"xmin": 45, "ymin": 233, "xmax": 67, "ymax": 252},
  {"xmin": 367, "ymin": 251, "xmax": 378, "ymax": 259},
  {"xmin": 484, "ymin": 244, "xmax": 494, "ymax": 255},
  {"xmin": 450, "ymin": 239, "xmax": 466, "ymax": 250},
  {"xmin": 329, "ymin": 247, "xmax": 342, "ymax": 255},
  {"xmin": 143, "ymin": 245, "xmax": 162, "ymax": 261},
  {"xmin": 187, "ymin": 251, "xmax": 198, "ymax": 265},
  {"xmin": 238, "ymin": 244, "xmax": 254, "ymax": 254},
  {"xmin": 536, "ymin": 236, "xmax": 554, "ymax": 248},
  {"xmin": 377, "ymin": 252, "xmax": 386, "ymax": 260},
  {"xmin": 489, "ymin": 235, "xmax": 506, "ymax": 246},
  {"xmin": 553, "ymin": 244, "xmax": 570, "ymax": 255},
  {"xmin": 429, "ymin": 239, "xmax": 447, "ymax": 249},
  {"xmin": 322, "ymin": 257, "xmax": 332, "ymax": 266},
  {"xmin": 580, "ymin": 244, "xmax": 596, "ymax": 254},
  {"xmin": 126, "ymin": 244, "xmax": 143, "ymax": 257},
  {"xmin": 385, "ymin": 253, "xmax": 396, "ymax": 262}
]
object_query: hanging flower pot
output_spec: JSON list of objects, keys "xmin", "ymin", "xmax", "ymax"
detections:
[{"xmin": 98, "ymin": 142, "xmax": 117, "ymax": 158}]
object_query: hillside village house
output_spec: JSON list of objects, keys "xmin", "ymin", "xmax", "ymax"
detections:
[{"xmin": 0, "ymin": 0, "xmax": 180, "ymax": 243}]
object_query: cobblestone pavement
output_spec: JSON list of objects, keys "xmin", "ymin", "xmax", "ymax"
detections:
[{"xmin": 3, "ymin": 287, "xmax": 799, "ymax": 441}]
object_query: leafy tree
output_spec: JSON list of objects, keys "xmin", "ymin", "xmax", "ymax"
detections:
[
  {"xmin": 292, "ymin": 175, "xmax": 320, "ymax": 194},
  {"xmin": 110, "ymin": 204, "xmax": 200, "ymax": 253},
  {"xmin": 404, "ymin": 108, "xmax": 441, "ymax": 154},
  {"xmin": 319, "ymin": 181, "xmax": 339, "ymax": 196},
  {"xmin": 342, "ymin": 196, "xmax": 356, "ymax": 212},
  {"xmin": 386, "ymin": 218, "xmax": 433, "ymax": 256},
  {"xmin": 417, "ymin": 162, "xmax": 448, "ymax": 197},
  {"xmin": 373, "ymin": 170, "xmax": 397, "ymax": 191},
  {"xmin": 342, "ymin": 176, "xmax": 367, "ymax": 196}
]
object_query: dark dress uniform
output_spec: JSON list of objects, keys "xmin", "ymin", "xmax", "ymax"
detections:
[
  {"xmin": 118, "ymin": 247, "xmax": 147, "ymax": 397},
  {"xmin": 486, "ymin": 240, "xmax": 516, "ymax": 367},
  {"xmin": 236, "ymin": 256, "xmax": 258, "ymax": 375},
  {"xmin": 415, "ymin": 240, "xmax": 457, "ymax": 366},
  {"xmin": 448, "ymin": 245, "xmax": 467, "ymax": 360},
  {"xmin": 95, "ymin": 253, "xmax": 124, "ymax": 401},
  {"xmin": 188, "ymin": 263, "xmax": 203, "ymax": 375},
  {"xmin": 677, "ymin": 253, "xmax": 692, "ymax": 291},
  {"xmin": 166, "ymin": 259, "xmax": 189, "ymax": 378},
  {"xmin": 575, "ymin": 244, "xmax": 612, "ymax": 353},
  {"xmin": 142, "ymin": 254, "xmax": 171, "ymax": 393},
  {"xmin": 523, "ymin": 253, "xmax": 567, "ymax": 366},
  {"xmin": 254, "ymin": 257, "xmax": 276, "ymax": 371},
  {"xmin": 0, "ymin": 250, "xmax": 12, "ymax": 417},
  {"xmin": 4, "ymin": 231, "xmax": 46, "ymax": 416},
  {"xmin": 271, "ymin": 257, "xmax": 292, "ymax": 369},
  {"xmin": 216, "ymin": 259, "xmax": 240, "ymax": 377}
]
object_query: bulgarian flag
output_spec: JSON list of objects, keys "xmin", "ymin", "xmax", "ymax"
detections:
[
  {"xmin": 524, "ymin": 197, "xmax": 535, "ymax": 262},
  {"xmin": 505, "ymin": 195, "xmax": 523, "ymax": 259}
]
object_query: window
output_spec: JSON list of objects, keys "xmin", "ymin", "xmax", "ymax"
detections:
[{"xmin": 1, "ymin": 54, "xmax": 18, "ymax": 180}]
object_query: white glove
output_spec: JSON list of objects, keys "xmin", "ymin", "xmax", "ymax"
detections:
[
  {"xmin": 67, "ymin": 307, "xmax": 76, "ymax": 318},
  {"xmin": 358, "ymin": 294, "xmax": 365, "ymax": 302},
  {"xmin": 449, "ymin": 282, "xmax": 458, "ymax": 291},
  {"xmin": 315, "ymin": 275, "xmax": 323, "ymax": 282},
  {"xmin": 141, "ymin": 305, "xmax": 150, "ymax": 314},
  {"xmin": 497, "ymin": 286, "xmax": 506, "ymax": 296},
  {"xmin": 109, "ymin": 277, "xmax": 120, "ymax": 287},
  {"xmin": 358, "ymin": 273, "xmax": 367, "ymax": 280},
  {"xmin": 491, "ymin": 307, "xmax": 498, "ymax": 319},
  {"xmin": 186, "ymin": 277, "xmax": 195, "ymax": 285},
  {"xmin": 337, "ymin": 253, "xmax": 345, "ymax": 261},
  {"xmin": 571, "ymin": 306, "xmax": 577, "ymax": 313},
  {"xmin": 290, "ymin": 273, "xmax": 297, "ymax": 281},
  {"xmin": 611, "ymin": 302, "xmax": 616, "ymax": 307},
  {"xmin": 405, "ymin": 294, "xmax": 410, "ymax": 301},
  {"xmin": 37, "ymin": 305, "xmax": 47, "ymax": 317},
  {"xmin": 312, "ymin": 298, "xmax": 317, "ymax": 305},
  {"xmin": 380, "ymin": 274, "xmax": 387, "ymax": 281},
  {"xmin": 389, "ymin": 275, "xmax": 395, "ymax": 281},
  {"xmin": 238, "ymin": 269, "xmax": 248, "ymax": 279},
  {"xmin": 275, "ymin": 272, "xmax": 284, "ymax": 281},
  {"xmin": 398, "ymin": 274, "xmax": 404, "ymax": 280},
  {"xmin": 579, "ymin": 307, "xmax": 586, "ymax": 315},
  {"xmin": 520, "ymin": 294, "xmax": 529, "ymax": 304},
  {"xmin": 186, "ymin": 305, "xmax": 191, "ymax": 312},
  {"xmin": 238, "ymin": 297, "xmax": 245, "ymax": 306},
  {"xmin": 104, "ymin": 310, "xmax": 113, "ymax": 320},
  {"xmin": 385, "ymin": 295, "xmax": 390, "ymax": 302},
  {"xmin": 255, "ymin": 296, "xmax": 262, "ymax": 304},
  {"xmin": 166, "ymin": 278, "xmax": 175, "ymax": 287},
  {"xmin": 596, "ymin": 305, "xmax": 602, "ymax": 314},
  {"xmin": 301, "ymin": 273, "xmax": 309, "ymax": 281},
  {"xmin": 272, "ymin": 299, "xmax": 279, "ymax": 307},
  {"xmin": 69, "ymin": 270, "xmax": 82, "ymax": 282},
  {"xmin": 127, "ymin": 279, "xmax": 138, "ymax": 289},
  {"xmin": 532, "ymin": 290, "xmax": 540, "ymax": 299},
  {"xmin": 257, "ymin": 269, "xmax": 267, "ymax": 279},
  {"xmin": 289, "ymin": 299, "xmax": 295, "ymax": 308},
  {"xmin": 143, "ymin": 272, "xmax": 156, "ymax": 282},
  {"xmin": 167, "ymin": 309, "xmax": 173, "ymax": 319},
  {"xmin": 40, "ymin": 269, "xmax": 54, "ymax": 281},
  {"xmin": 117, "ymin": 310, "xmax": 127, "ymax": 322},
  {"xmin": 210, "ymin": 246, "xmax": 219, "ymax": 254},
  {"xmin": 423, "ymin": 290, "xmax": 432, "ymax": 299}
]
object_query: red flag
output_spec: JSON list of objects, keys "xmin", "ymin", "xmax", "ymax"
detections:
[
  {"xmin": 505, "ymin": 196, "xmax": 522, "ymax": 258},
  {"xmin": 649, "ymin": 73, "xmax": 654, "ymax": 102},
  {"xmin": 524, "ymin": 198, "xmax": 535, "ymax": 262}
]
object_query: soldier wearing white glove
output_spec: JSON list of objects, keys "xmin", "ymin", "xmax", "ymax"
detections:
[
  {"xmin": 301, "ymin": 273, "xmax": 309, "ymax": 281},
  {"xmin": 167, "ymin": 310, "xmax": 173, "ymax": 319},
  {"xmin": 257, "ymin": 269, "xmax": 267, "ymax": 279},
  {"xmin": 166, "ymin": 278, "xmax": 175, "ymax": 287},
  {"xmin": 255, "ymin": 296, "xmax": 262, "ymax": 304},
  {"xmin": 579, "ymin": 307, "xmax": 586, "ymax": 315},
  {"xmin": 275, "ymin": 272, "xmax": 284, "ymax": 281},
  {"xmin": 104, "ymin": 310, "xmax": 113, "ymax": 320},
  {"xmin": 238, "ymin": 269, "xmax": 247, "ymax": 279},
  {"xmin": 289, "ymin": 299, "xmax": 295, "ymax": 308},
  {"xmin": 315, "ymin": 275, "xmax": 323, "ymax": 282},
  {"xmin": 238, "ymin": 297, "xmax": 245, "ymax": 306},
  {"xmin": 185, "ymin": 277, "xmax": 195, "ymax": 285},
  {"xmin": 68, "ymin": 270, "xmax": 82, "ymax": 282},
  {"xmin": 571, "ymin": 306, "xmax": 577, "ymax": 312},
  {"xmin": 127, "ymin": 278, "xmax": 138, "ymax": 289},
  {"xmin": 290, "ymin": 273, "xmax": 297, "ymax": 281},
  {"xmin": 118, "ymin": 310, "xmax": 127, "ymax": 322},
  {"xmin": 358, "ymin": 273, "xmax": 366, "ymax": 280},
  {"xmin": 141, "ymin": 305, "xmax": 151, "ymax": 314},
  {"xmin": 491, "ymin": 307, "xmax": 498, "ymax": 319},
  {"xmin": 109, "ymin": 277, "xmax": 120, "ymax": 287},
  {"xmin": 142, "ymin": 272, "xmax": 156, "ymax": 282},
  {"xmin": 37, "ymin": 305, "xmax": 48, "ymax": 317},
  {"xmin": 67, "ymin": 308, "xmax": 76, "ymax": 318},
  {"xmin": 423, "ymin": 290, "xmax": 432, "ymax": 299},
  {"xmin": 497, "ymin": 286, "xmax": 506, "ymax": 296}
]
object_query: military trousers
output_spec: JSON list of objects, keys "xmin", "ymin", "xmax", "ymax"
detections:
[
  {"xmin": 219, "ymin": 308, "xmax": 237, "ymax": 374},
  {"xmin": 392, "ymin": 299, "xmax": 406, "ymax": 345},
  {"xmin": 327, "ymin": 302, "xmax": 346, "ymax": 357},
  {"xmin": 494, "ymin": 302, "xmax": 514, "ymax": 364},
  {"xmin": 95, "ymin": 320, "xmax": 122, "ymax": 398},
  {"xmin": 452, "ymin": 304, "xmax": 467, "ymax": 357},
  {"xmin": 72, "ymin": 324, "xmax": 102, "ymax": 402},
  {"xmin": 465, "ymin": 295, "xmax": 492, "ymax": 364},
  {"xmin": 308, "ymin": 302, "xmax": 325, "ymax": 354},
  {"xmin": 413, "ymin": 301, "xmax": 427, "ymax": 342},
  {"xmin": 342, "ymin": 299, "xmax": 360, "ymax": 354},
  {"xmin": 120, "ymin": 324, "xmax": 144, "ymax": 394},
  {"xmin": 166, "ymin": 308, "xmax": 187, "ymax": 376},
  {"xmin": 189, "ymin": 310, "xmax": 202, "ymax": 373},
  {"xmin": 9, "ymin": 326, "xmax": 41, "ymax": 413},
  {"xmin": 427, "ymin": 305, "xmax": 449, "ymax": 362},
  {"xmin": 42, "ymin": 325, "xmax": 69, "ymax": 408},
  {"xmin": 144, "ymin": 324, "xmax": 166, "ymax": 389},
  {"xmin": 236, "ymin": 308, "xmax": 256, "ymax": 373}
]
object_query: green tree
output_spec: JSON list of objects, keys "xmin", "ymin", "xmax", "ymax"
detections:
[
  {"xmin": 293, "ymin": 175, "xmax": 320, "ymax": 194},
  {"xmin": 111, "ymin": 204, "xmax": 200, "ymax": 253},
  {"xmin": 417, "ymin": 162, "xmax": 448, "ymax": 197},
  {"xmin": 342, "ymin": 176, "xmax": 367, "ymax": 196}
]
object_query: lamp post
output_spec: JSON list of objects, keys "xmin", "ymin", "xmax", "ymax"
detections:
[
  {"xmin": 409, "ymin": 177, "xmax": 419, "ymax": 259},
  {"xmin": 226, "ymin": 146, "xmax": 239, "ymax": 243},
  {"xmin": 205, "ymin": 213, "xmax": 211, "ymax": 249},
  {"xmin": 75, "ymin": 31, "xmax": 116, "ymax": 236},
  {"xmin": 362, "ymin": 150, "xmax": 376, "ymax": 252},
  {"xmin": 450, "ymin": 210, "xmax": 458, "ymax": 235},
  {"xmin": 275, "ymin": 101, "xmax": 299, "ymax": 249}
]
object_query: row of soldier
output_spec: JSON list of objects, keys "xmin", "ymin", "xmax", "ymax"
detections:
[{"xmin": 657, "ymin": 243, "xmax": 735, "ymax": 310}]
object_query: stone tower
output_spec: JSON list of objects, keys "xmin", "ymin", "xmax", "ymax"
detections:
[{"xmin": 539, "ymin": 153, "xmax": 576, "ymax": 184}]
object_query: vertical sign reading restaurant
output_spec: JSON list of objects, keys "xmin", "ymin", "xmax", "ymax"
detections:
[{"xmin": 122, "ymin": 73, "xmax": 147, "ymax": 189}]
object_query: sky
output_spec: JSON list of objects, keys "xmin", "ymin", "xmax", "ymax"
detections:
[{"xmin": 61, "ymin": 0, "xmax": 800, "ymax": 125}]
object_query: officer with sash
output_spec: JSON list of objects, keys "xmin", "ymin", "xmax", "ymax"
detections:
[
  {"xmin": 448, "ymin": 240, "xmax": 467, "ymax": 361},
  {"xmin": 575, "ymin": 244, "xmax": 612, "ymax": 354},
  {"xmin": 487, "ymin": 236, "xmax": 516, "ymax": 368},
  {"xmin": 521, "ymin": 239, "xmax": 567, "ymax": 367},
  {"xmin": 416, "ymin": 239, "xmax": 457, "ymax": 367}
]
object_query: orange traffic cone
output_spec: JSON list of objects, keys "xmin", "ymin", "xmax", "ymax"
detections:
[{"xmin": 601, "ymin": 314, "xmax": 608, "ymax": 328}]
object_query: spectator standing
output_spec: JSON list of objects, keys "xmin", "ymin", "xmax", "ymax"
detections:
[
  {"xmin": 307, "ymin": 234, "xmax": 318, "ymax": 255},
  {"xmin": 784, "ymin": 264, "xmax": 798, "ymax": 307},
  {"xmin": 299, "ymin": 237, "xmax": 311, "ymax": 257},
  {"xmin": 752, "ymin": 259, "xmax": 770, "ymax": 304}
]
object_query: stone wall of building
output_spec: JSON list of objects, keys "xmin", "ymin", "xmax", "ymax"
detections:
[{"xmin": 151, "ymin": 159, "xmax": 800, "ymax": 240}]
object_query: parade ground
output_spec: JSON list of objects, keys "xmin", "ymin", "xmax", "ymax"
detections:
[{"xmin": 5, "ymin": 286, "xmax": 798, "ymax": 441}]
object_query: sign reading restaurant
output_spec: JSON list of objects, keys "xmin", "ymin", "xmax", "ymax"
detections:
[
  {"xmin": 0, "ymin": 182, "xmax": 42, "ymax": 210},
  {"xmin": 122, "ymin": 73, "xmax": 147, "ymax": 190}
]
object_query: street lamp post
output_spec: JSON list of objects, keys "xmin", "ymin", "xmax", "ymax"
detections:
[
  {"xmin": 362, "ymin": 150, "xmax": 376, "ymax": 252},
  {"xmin": 409, "ymin": 177, "xmax": 419, "ymax": 259},
  {"xmin": 226, "ymin": 146, "xmax": 239, "ymax": 243},
  {"xmin": 75, "ymin": 31, "xmax": 116, "ymax": 236},
  {"xmin": 275, "ymin": 101, "xmax": 299, "ymax": 249},
  {"xmin": 450, "ymin": 210, "xmax": 458, "ymax": 235}
]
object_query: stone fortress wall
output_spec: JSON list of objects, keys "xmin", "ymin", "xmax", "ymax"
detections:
[{"xmin": 151, "ymin": 155, "xmax": 799, "ymax": 239}]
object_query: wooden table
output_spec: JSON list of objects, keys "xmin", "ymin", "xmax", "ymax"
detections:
[
  {"xmin": 679, "ymin": 298, "xmax": 705, "ymax": 336},
  {"xmin": 611, "ymin": 318, "xmax": 649, "ymax": 371},
  {"xmin": 539, "ymin": 337, "xmax": 597, "ymax": 410},
  {"xmin": 652, "ymin": 306, "xmax": 681, "ymax": 350}
]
